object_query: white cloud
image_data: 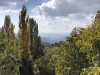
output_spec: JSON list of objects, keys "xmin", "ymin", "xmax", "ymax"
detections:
[
  {"xmin": 8, "ymin": 2, "xmax": 17, "ymax": 6},
  {"xmin": 30, "ymin": 15, "xmax": 41, "ymax": 19},
  {"xmin": 30, "ymin": 14, "xmax": 89, "ymax": 34},
  {"xmin": 0, "ymin": 7, "xmax": 3, "ymax": 9},
  {"xmin": 86, "ymin": 14, "xmax": 95, "ymax": 21},
  {"xmin": 0, "ymin": 9, "xmax": 20, "ymax": 13}
]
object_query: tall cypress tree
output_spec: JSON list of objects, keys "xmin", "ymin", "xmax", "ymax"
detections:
[
  {"xmin": 29, "ymin": 18, "xmax": 34, "ymax": 57},
  {"xmin": 4, "ymin": 15, "xmax": 11, "ymax": 33},
  {"xmin": 29, "ymin": 18, "xmax": 44, "ymax": 60},
  {"xmin": 8, "ymin": 23, "xmax": 15, "ymax": 39},
  {"xmin": 4, "ymin": 15, "xmax": 11, "ymax": 39},
  {"xmin": 18, "ymin": 5, "xmax": 34, "ymax": 75}
]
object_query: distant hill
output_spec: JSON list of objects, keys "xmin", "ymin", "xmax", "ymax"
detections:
[
  {"xmin": 39, "ymin": 33, "xmax": 68, "ymax": 38},
  {"xmin": 43, "ymin": 42, "xmax": 51, "ymax": 47},
  {"xmin": 40, "ymin": 33, "xmax": 68, "ymax": 44},
  {"xmin": 41, "ymin": 37, "xmax": 66, "ymax": 44},
  {"xmin": 15, "ymin": 33, "xmax": 68, "ymax": 44}
]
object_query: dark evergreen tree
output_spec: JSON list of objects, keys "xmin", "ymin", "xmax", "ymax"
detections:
[
  {"xmin": 29, "ymin": 18, "xmax": 44, "ymax": 60},
  {"xmin": 4, "ymin": 15, "xmax": 11, "ymax": 33},
  {"xmin": 29, "ymin": 18, "xmax": 34, "ymax": 57}
]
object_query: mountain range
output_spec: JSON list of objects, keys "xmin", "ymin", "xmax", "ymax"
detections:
[
  {"xmin": 15, "ymin": 33, "xmax": 69, "ymax": 46},
  {"xmin": 39, "ymin": 33, "xmax": 69, "ymax": 44}
]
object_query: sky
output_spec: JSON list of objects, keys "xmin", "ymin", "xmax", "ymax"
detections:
[{"xmin": 0, "ymin": 0, "xmax": 99, "ymax": 35}]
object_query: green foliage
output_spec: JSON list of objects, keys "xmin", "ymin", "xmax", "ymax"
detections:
[
  {"xmin": 34, "ymin": 47, "xmax": 58, "ymax": 75},
  {"xmin": 79, "ymin": 22, "xmax": 100, "ymax": 64},
  {"xmin": 55, "ymin": 30, "xmax": 89, "ymax": 75},
  {"xmin": 0, "ymin": 31, "xmax": 20, "ymax": 75},
  {"xmin": 80, "ymin": 66, "xmax": 100, "ymax": 75},
  {"xmin": 97, "ymin": 10, "xmax": 100, "ymax": 13}
]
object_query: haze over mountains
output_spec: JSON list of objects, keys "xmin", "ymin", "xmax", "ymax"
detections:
[
  {"xmin": 39, "ymin": 33, "xmax": 69, "ymax": 44},
  {"xmin": 15, "ymin": 32, "xmax": 69, "ymax": 46}
]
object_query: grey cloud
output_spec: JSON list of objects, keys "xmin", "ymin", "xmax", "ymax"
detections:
[
  {"xmin": 0, "ymin": 0, "xmax": 26, "ymax": 6},
  {"xmin": 72, "ymin": 14, "xmax": 86, "ymax": 20},
  {"xmin": 35, "ymin": 0, "xmax": 100, "ymax": 19},
  {"xmin": 77, "ymin": 0, "xmax": 100, "ymax": 6}
]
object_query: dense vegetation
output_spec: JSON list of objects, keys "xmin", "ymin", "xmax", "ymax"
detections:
[{"xmin": 0, "ymin": 5, "xmax": 100, "ymax": 75}]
